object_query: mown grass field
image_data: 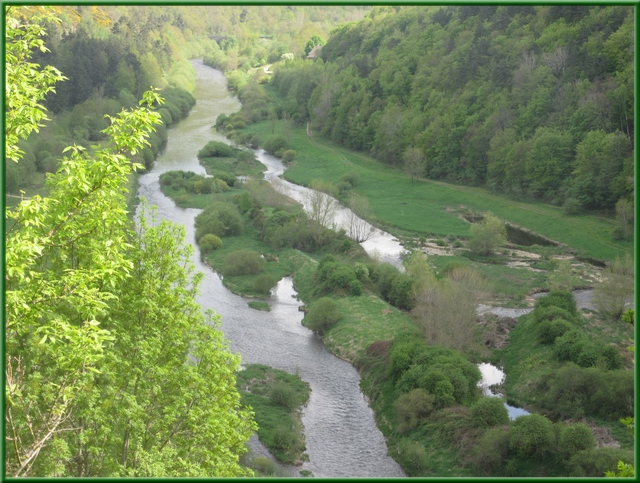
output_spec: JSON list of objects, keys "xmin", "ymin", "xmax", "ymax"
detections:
[{"xmin": 241, "ymin": 118, "xmax": 632, "ymax": 262}]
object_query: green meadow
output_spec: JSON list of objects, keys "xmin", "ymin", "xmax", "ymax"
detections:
[{"xmin": 242, "ymin": 119, "xmax": 631, "ymax": 262}]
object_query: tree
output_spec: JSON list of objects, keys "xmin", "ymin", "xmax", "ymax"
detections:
[
  {"xmin": 304, "ymin": 35, "xmax": 325, "ymax": 56},
  {"xmin": 615, "ymin": 198, "xmax": 634, "ymax": 241},
  {"xmin": 304, "ymin": 179, "xmax": 339, "ymax": 228},
  {"xmin": 5, "ymin": 11, "xmax": 255, "ymax": 476},
  {"xmin": 593, "ymin": 253, "xmax": 634, "ymax": 321},
  {"xmin": 468, "ymin": 213, "xmax": 507, "ymax": 255},
  {"xmin": 509, "ymin": 414, "xmax": 555, "ymax": 458},
  {"xmin": 346, "ymin": 193, "xmax": 375, "ymax": 242},
  {"xmin": 403, "ymin": 147, "xmax": 424, "ymax": 183}
]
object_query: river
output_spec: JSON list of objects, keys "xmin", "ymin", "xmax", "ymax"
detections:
[{"xmin": 136, "ymin": 60, "xmax": 405, "ymax": 478}]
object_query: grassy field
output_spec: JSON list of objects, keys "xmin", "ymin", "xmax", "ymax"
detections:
[{"xmin": 240, "ymin": 117, "xmax": 632, "ymax": 262}]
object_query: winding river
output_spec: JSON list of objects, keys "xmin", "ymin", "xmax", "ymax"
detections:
[{"xmin": 136, "ymin": 60, "xmax": 405, "ymax": 478}]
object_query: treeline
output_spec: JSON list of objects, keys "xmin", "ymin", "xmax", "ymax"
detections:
[
  {"xmin": 7, "ymin": 6, "xmax": 210, "ymax": 193},
  {"xmin": 201, "ymin": 6, "xmax": 368, "ymax": 92},
  {"xmin": 270, "ymin": 5, "xmax": 634, "ymax": 213}
]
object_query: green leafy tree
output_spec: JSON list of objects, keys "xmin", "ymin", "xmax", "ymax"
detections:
[
  {"xmin": 469, "ymin": 213, "xmax": 507, "ymax": 255},
  {"xmin": 304, "ymin": 35, "xmax": 325, "ymax": 56},
  {"xmin": 593, "ymin": 253, "xmax": 634, "ymax": 321},
  {"xmin": 5, "ymin": 11, "xmax": 255, "ymax": 476}
]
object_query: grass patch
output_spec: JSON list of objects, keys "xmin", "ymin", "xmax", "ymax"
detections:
[
  {"xmin": 248, "ymin": 301, "xmax": 271, "ymax": 311},
  {"xmin": 323, "ymin": 295, "xmax": 417, "ymax": 364},
  {"xmin": 199, "ymin": 152, "xmax": 265, "ymax": 178},
  {"xmin": 241, "ymin": 119, "xmax": 632, "ymax": 262},
  {"xmin": 237, "ymin": 364, "xmax": 310, "ymax": 465}
]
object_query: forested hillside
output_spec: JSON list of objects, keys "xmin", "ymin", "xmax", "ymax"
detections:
[
  {"xmin": 271, "ymin": 5, "xmax": 634, "ymax": 214},
  {"xmin": 7, "ymin": 5, "xmax": 368, "ymax": 194}
]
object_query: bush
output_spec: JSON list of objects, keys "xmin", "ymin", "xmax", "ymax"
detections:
[
  {"xmin": 281, "ymin": 149, "xmax": 296, "ymax": 164},
  {"xmin": 349, "ymin": 279, "xmax": 363, "ymax": 296},
  {"xmin": 568, "ymin": 448, "xmax": 635, "ymax": 477},
  {"xmin": 532, "ymin": 305, "xmax": 577, "ymax": 325},
  {"xmin": 553, "ymin": 330, "xmax": 588, "ymax": 362},
  {"xmin": 215, "ymin": 171, "xmax": 237, "ymax": 187},
  {"xmin": 254, "ymin": 273, "xmax": 278, "ymax": 295},
  {"xmin": 251, "ymin": 456, "xmax": 275, "ymax": 476},
  {"xmin": 394, "ymin": 388, "xmax": 435, "ymax": 432},
  {"xmin": 303, "ymin": 297, "xmax": 341, "ymax": 334},
  {"xmin": 339, "ymin": 172, "xmax": 359, "ymax": 188},
  {"xmin": 353, "ymin": 263, "xmax": 369, "ymax": 281},
  {"xmin": 537, "ymin": 318, "xmax": 574, "ymax": 344},
  {"xmin": 263, "ymin": 135, "xmax": 289, "ymax": 154},
  {"xmin": 388, "ymin": 273, "xmax": 415, "ymax": 310},
  {"xmin": 195, "ymin": 202, "xmax": 243, "ymax": 239},
  {"xmin": 509, "ymin": 414, "xmax": 555, "ymax": 458},
  {"xmin": 198, "ymin": 140, "xmax": 235, "ymax": 158},
  {"xmin": 223, "ymin": 250, "xmax": 265, "ymax": 276},
  {"xmin": 198, "ymin": 233, "xmax": 223, "ymax": 253},
  {"xmin": 270, "ymin": 382, "xmax": 298, "ymax": 410},
  {"xmin": 559, "ymin": 423, "xmax": 596, "ymax": 459},
  {"xmin": 471, "ymin": 397, "xmax": 510, "ymax": 428},
  {"xmin": 469, "ymin": 213, "xmax": 507, "ymax": 255},
  {"xmin": 470, "ymin": 426, "xmax": 511, "ymax": 474},
  {"xmin": 534, "ymin": 290, "xmax": 578, "ymax": 316},
  {"xmin": 272, "ymin": 425, "xmax": 300, "ymax": 451},
  {"xmin": 397, "ymin": 440, "xmax": 429, "ymax": 475}
]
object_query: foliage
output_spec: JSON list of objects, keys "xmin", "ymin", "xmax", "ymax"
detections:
[
  {"xmin": 568, "ymin": 448, "xmax": 635, "ymax": 477},
  {"xmin": 222, "ymin": 249, "xmax": 265, "ymax": 276},
  {"xmin": 468, "ymin": 213, "xmax": 507, "ymax": 255},
  {"xmin": 195, "ymin": 202, "xmax": 243, "ymax": 240},
  {"xmin": 199, "ymin": 233, "xmax": 223, "ymax": 252},
  {"xmin": 593, "ymin": 254, "xmax": 635, "ymax": 321},
  {"xmin": 302, "ymin": 297, "xmax": 341, "ymax": 334},
  {"xmin": 394, "ymin": 388, "xmax": 435, "ymax": 433},
  {"xmin": 605, "ymin": 460, "xmax": 635, "ymax": 478},
  {"xmin": 559, "ymin": 423, "xmax": 596, "ymax": 459},
  {"xmin": 536, "ymin": 318, "xmax": 574, "ymax": 344},
  {"xmin": 508, "ymin": 414, "xmax": 555, "ymax": 458},
  {"xmin": 198, "ymin": 140, "xmax": 236, "ymax": 158},
  {"xmin": 253, "ymin": 273, "xmax": 278, "ymax": 295},
  {"xmin": 469, "ymin": 426, "xmax": 511, "ymax": 474},
  {"xmin": 263, "ymin": 135, "xmax": 289, "ymax": 155},
  {"xmin": 533, "ymin": 290, "xmax": 578, "ymax": 316},
  {"xmin": 470, "ymin": 397, "xmax": 509, "ymax": 428}
]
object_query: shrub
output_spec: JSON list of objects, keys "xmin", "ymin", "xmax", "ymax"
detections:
[
  {"xmin": 471, "ymin": 397, "xmax": 510, "ymax": 428},
  {"xmin": 195, "ymin": 202, "xmax": 243, "ymax": 239},
  {"xmin": 388, "ymin": 273, "xmax": 415, "ymax": 310},
  {"xmin": 509, "ymin": 414, "xmax": 555, "ymax": 458},
  {"xmin": 469, "ymin": 213, "xmax": 507, "ymax": 255},
  {"xmin": 349, "ymin": 279, "xmax": 363, "ymax": 296},
  {"xmin": 223, "ymin": 250, "xmax": 265, "ymax": 276},
  {"xmin": 339, "ymin": 172, "xmax": 359, "ymax": 188},
  {"xmin": 198, "ymin": 140, "xmax": 235, "ymax": 158},
  {"xmin": 254, "ymin": 273, "xmax": 278, "ymax": 295},
  {"xmin": 263, "ymin": 135, "xmax": 289, "ymax": 154},
  {"xmin": 303, "ymin": 297, "xmax": 341, "ymax": 334},
  {"xmin": 281, "ymin": 149, "xmax": 296, "ymax": 164},
  {"xmin": 251, "ymin": 456, "xmax": 275, "ymax": 476},
  {"xmin": 599, "ymin": 345, "xmax": 622, "ymax": 370},
  {"xmin": 532, "ymin": 305, "xmax": 577, "ymax": 325},
  {"xmin": 353, "ymin": 262, "xmax": 369, "ymax": 281},
  {"xmin": 270, "ymin": 382, "xmax": 298, "ymax": 409},
  {"xmin": 272, "ymin": 424, "xmax": 300, "ymax": 451},
  {"xmin": 198, "ymin": 233, "xmax": 223, "ymax": 253},
  {"xmin": 470, "ymin": 426, "xmax": 511, "ymax": 474},
  {"xmin": 394, "ymin": 388, "xmax": 435, "ymax": 432},
  {"xmin": 568, "ymin": 448, "xmax": 635, "ymax": 477},
  {"xmin": 559, "ymin": 423, "xmax": 596, "ymax": 459},
  {"xmin": 234, "ymin": 191, "xmax": 254, "ymax": 214},
  {"xmin": 397, "ymin": 440, "xmax": 428, "ymax": 475},
  {"xmin": 553, "ymin": 330, "xmax": 588, "ymax": 362},
  {"xmin": 537, "ymin": 318, "xmax": 573, "ymax": 344},
  {"xmin": 215, "ymin": 171, "xmax": 237, "ymax": 187},
  {"xmin": 534, "ymin": 290, "xmax": 578, "ymax": 316}
]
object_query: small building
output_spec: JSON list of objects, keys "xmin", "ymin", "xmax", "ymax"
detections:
[{"xmin": 307, "ymin": 45, "xmax": 322, "ymax": 60}]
